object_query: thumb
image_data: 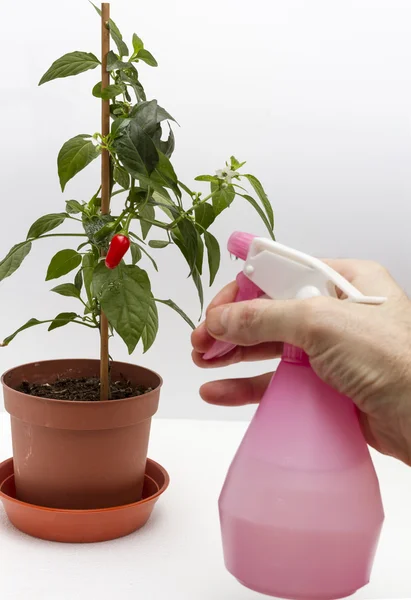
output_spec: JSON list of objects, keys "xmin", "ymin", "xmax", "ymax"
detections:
[{"xmin": 205, "ymin": 297, "xmax": 340, "ymax": 349}]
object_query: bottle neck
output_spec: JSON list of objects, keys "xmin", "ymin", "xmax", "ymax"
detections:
[{"xmin": 282, "ymin": 343, "xmax": 310, "ymax": 365}]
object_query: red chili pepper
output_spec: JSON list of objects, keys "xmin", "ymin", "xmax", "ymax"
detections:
[{"xmin": 105, "ymin": 234, "xmax": 130, "ymax": 269}]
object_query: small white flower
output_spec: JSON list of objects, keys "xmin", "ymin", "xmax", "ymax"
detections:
[{"xmin": 215, "ymin": 167, "xmax": 236, "ymax": 184}]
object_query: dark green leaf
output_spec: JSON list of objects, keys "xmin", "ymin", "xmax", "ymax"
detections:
[
  {"xmin": 139, "ymin": 203, "xmax": 155, "ymax": 239},
  {"xmin": 27, "ymin": 213, "xmax": 67, "ymax": 239},
  {"xmin": 92, "ymin": 81, "xmax": 124, "ymax": 100},
  {"xmin": 130, "ymin": 242, "xmax": 142, "ymax": 264},
  {"xmin": 120, "ymin": 71, "xmax": 146, "ymax": 101},
  {"xmin": 152, "ymin": 125, "xmax": 175, "ymax": 159},
  {"xmin": 39, "ymin": 51, "xmax": 100, "ymax": 85},
  {"xmin": 108, "ymin": 20, "xmax": 129, "ymax": 57},
  {"xmin": 46, "ymin": 249, "xmax": 82, "ymax": 281},
  {"xmin": 0, "ymin": 242, "xmax": 31, "ymax": 282},
  {"xmin": 82, "ymin": 252, "xmax": 95, "ymax": 305},
  {"xmin": 243, "ymin": 174, "xmax": 274, "ymax": 228},
  {"xmin": 211, "ymin": 183, "xmax": 235, "ymax": 215},
  {"xmin": 74, "ymin": 269, "xmax": 83, "ymax": 291},
  {"xmin": 132, "ymin": 33, "xmax": 144, "ymax": 55},
  {"xmin": 195, "ymin": 175, "xmax": 219, "ymax": 183},
  {"xmin": 66, "ymin": 199, "xmax": 85, "ymax": 214},
  {"xmin": 195, "ymin": 203, "xmax": 215, "ymax": 230},
  {"xmin": 157, "ymin": 105, "xmax": 177, "ymax": 124},
  {"xmin": 192, "ymin": 267, "xmax": 204, "ymax": 314},
  {"xmin": 51, "ymin": 283, "xmax": 81, "ymax": 299},
  {"xmin": 82, "ymin": 214, "xmax": 115, "ymax": 247},
  {"xmin": 58, "ymin": 134, "xmax": 101, "ymax": 192},
  {"xmin": 141, "ymin": 299, "xmax": 158, "ymax": 352},
  {"xmin": 114, "ymin": 120, "xmax": 159, "ymax": 177},
  {"xmin": 151, "ymin": 193, "xmax": 180, "ymax": 220},
  {"xmin": 148, "ymin": 240, "xmax": 169, "ymax": 248},
  {"xmin": 155, "ymin": 299, "xmax": 195, "ymax": 329},
  {"xmin": 1, "ymin": 318, "xmax": 43, "ymax": 346},
  {"xmin": 240, "ymin": 194, "xmax": 275, "ymax": 239},
  {"xmin": 204, "ymin": 231, "xmax": 220, "ymax": 286},
  {"xmin": 136, "ymin": 49, "xmax": 158, "ymax": 67},
  {"xmin": 131, "ymin": 100, "xmax": 159, "ymax": 135},
  {"xmin": 93, "ymin": 262, "xmax": 153, "ymax": 353},
  {"xmin": 174, "ymin": 218, "xmax": 198, "ymax": 274},
  {"xmin": 196, "ymin": 234, "xmax": 204, "ymax": 275},
  {"xmin": 106, "ymin": 50, "xmax": 131, "ymax": 71},
  {"xmin": 48, "ymin": 312, "xmax": 78, "ymax": 331},
  {"xmin": 113, "ymin": 165, "xmax": 130, "ymax": 189},
  {"xmin": 154, "ymin": 151, "xmax": 178, "ymax": 185}
]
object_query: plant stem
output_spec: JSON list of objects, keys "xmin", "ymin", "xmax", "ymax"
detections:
[
  {"xmin": 100, "ymin": 1, "xmax": 111, "ymax": 401},
  {"xmin": 38, "ymin": 233, "xmax": 87, "ymax": 239}
]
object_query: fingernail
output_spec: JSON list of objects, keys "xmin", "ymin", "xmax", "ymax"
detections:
[{"xmin": 206, "ymin": 306, "xmax": 230, "ymax": 336}]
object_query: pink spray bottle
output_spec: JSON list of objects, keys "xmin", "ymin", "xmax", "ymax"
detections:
[{"xmin": 204, "ymin": 232, "xmax": 386, "ymax": 600}]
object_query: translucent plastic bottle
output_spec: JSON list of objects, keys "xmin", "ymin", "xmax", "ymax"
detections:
[{"xmin": 205, "ymin": 233, "xmax": 385, "ymax": 600}]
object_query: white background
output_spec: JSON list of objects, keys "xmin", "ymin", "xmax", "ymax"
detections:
[{"xmin": 1, "ymin": 0, "xmax": 411, "ymax": 420}]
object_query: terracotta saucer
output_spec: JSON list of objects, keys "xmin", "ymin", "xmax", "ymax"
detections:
[{"xmin": 0, "ymin": 457, "xmax": 169, "ymax": 543}]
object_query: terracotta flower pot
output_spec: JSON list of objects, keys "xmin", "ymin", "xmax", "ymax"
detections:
[{"xmin": 2, "ymin": 359, "xmax": 162, "ymax": 510}]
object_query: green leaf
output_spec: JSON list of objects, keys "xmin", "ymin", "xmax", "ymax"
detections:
[
  {"xmin": 108, "ymin": 20, "xmax": 129, "ymax": 57},
  {"xmin": 66, "ymin": 199, "xmax": 85, "ymax": 214},
  {"xmin": 131, "ymin": 100, "xmax": 159, "ymax": 135},
  {"xmin": 39, "ymin": 51, "xmax": 100, "ymax": 85},
  {"xmin": 211, "ymin": 183, "xmax": 235, "ymax": 215},
  {"xmin": 0, "ymin": 242, "xmax": 31, "ymax": 282},
  {"xmin": 132, "ymin": 33, "xmax": 144, "ymax": 55},
  {"xmin": 106, "ymin": 50, "xmax": 131, "ymax": 71},
  {"xmin": 192, "ymin": 266, "xmax": 204, "ymax": 314},
  {"xmin": 151, "ymin": 193, "xmax": 180, "ymax": 220},
  {"xmin": 240, "ymin": 194, "xmax": 275, "ymax": 239},
  {"xmin": 82, "ymin": 214, "xmax": 115, "ymax": 248},
  {"xmin": 74, "ymin": 269, "xmax": 83, "ymax": 291},
  {"xmin": 119, "ymin": 71, "xmax": 146, "ymax": 102},
  {"xmin": 230, "ymin": 156, "xmax": 246, "ymax": 170},
  {"xmin": 155, "ymin": 299, "xmax": 195, "ymax": 329},
  {"xmin": 196, "ymin": 234, "xmax": 204, "ymax": 275},
  {"xmin": 148, "ymin": 240, "xmax": 169, "ymax": 249},
  {"xmin": 51, "ymin": 283, "xmax": 81, "ymax": 299},
  {"xmin": 130, "ymin": 242, "xmax": 142, "ymax": 264},
  {"xmin": 27, "ymin": 213, "xmax": 67, "ymax": 239},
  {"xmin": 153, "ymin": 151, "xmax": 178, "ymax": 185},
  {"xmin": 92, "ymin": 81, "xmax": 124, "ymax": 100},
  {"xmin": 136, "ymin": 49, "xmax": 158, "ymax": 67},
  {"xmin": 152, "ymin": 125, "xmax": 175, "ymax": 159},
  {"xmin": 46, "ymin": 249, "xmax": 82, "ymax": 281},
  {"xmin": 114, "ymin": 120, "xmax": 159, "ymax": 178},
  {"xmin": 82, "ymin": 252, "xmax": 96, "ymax": 305},
  {"xmin": 204, "ymin": 231, "xmax": 220, "ymax": 286},
  {"xmin": 113, "ymin": 165, "xmax": 130, "ymax": 189},
  {"xmin": 243, "ymin": 174, "xmax": 274, "ymax": 229},
  {"xmin": 174, "ymin": 219, "xmax": 198, "ymax": 274},
  {"xmin": 1, "ymin": 318, "xmax": 43, "ymax": 346},
  {"xmin": 195, "ymin": 175, "xmax": 219, "ymax": 183},
  {"xmin": 195, "ymin": 203, "xmax": 215, "ymax": 230},
  {"xmin": 129, "ymin": 236, "xmax": 158, "ymax": 271},
  {"xmin": 141, "ymin": 299, "xmax": 158, "ymax": 352},
  {"xmin": 58, "ymin": 134, "xmax": 101, "ymax": 192},
  {"xmin": 139, "ymin": 203, "xmax": 155, "ymax": 239},
  {"xmin": 48, "ymin": 312, "xmax": 78, "ymax": 331},
  {"xmin": 93, "ymin": 262, "xmax": 154, "ymax": 353}
]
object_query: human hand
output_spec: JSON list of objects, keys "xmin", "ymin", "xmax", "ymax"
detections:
[{"xmin": 192, "ymin": 260, "xmax": 411, "ymax": 465}]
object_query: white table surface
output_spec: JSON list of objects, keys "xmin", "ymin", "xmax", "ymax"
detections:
[{"xmin": 0, "ymin": 414, "xmax": 410, "ymax": 600}]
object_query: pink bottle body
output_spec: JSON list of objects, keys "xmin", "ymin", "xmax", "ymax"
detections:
[{"xmin": 219, "ymin": 348, "xmax": 384, "ymax": 600}]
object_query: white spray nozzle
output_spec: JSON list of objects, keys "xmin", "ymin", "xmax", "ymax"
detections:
[{"xmin": 243, "ymin": 238, "xmax": 386, "ymax": 305}]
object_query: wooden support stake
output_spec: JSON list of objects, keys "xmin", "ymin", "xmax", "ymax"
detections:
[{"xmin": 100, "ymin": 2, "xmax": 110, "ymax": 401}]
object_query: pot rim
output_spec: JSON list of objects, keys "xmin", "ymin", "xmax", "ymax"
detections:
[
  {"xmin": 0, "ymin": 457, "xmax": 170, "ymax": 514},
  {"xmin": 1, "ymin": 358, "xmax": 163, "ymax": 405}
]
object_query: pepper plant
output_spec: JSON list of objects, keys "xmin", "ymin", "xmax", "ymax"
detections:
[{"xmin": 0, "ymin": 3, "xmax": 274, "ymax": 398}]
